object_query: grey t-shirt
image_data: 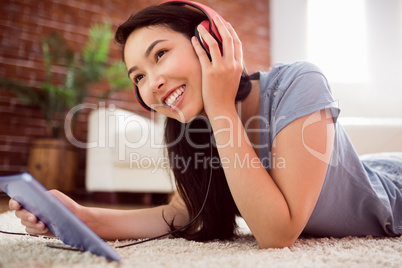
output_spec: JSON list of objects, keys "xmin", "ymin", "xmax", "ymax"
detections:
[{"xmin": 258, "ymin": 61, "xmax": 402, "ymax": 237}]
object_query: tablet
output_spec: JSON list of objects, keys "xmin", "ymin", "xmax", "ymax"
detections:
[{"xmin": 0, "ymin": 173, "xmax": 121, "ymax": 261}]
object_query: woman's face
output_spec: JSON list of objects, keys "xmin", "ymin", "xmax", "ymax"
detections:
[{"xmin": 124, "ymin": 25, "xmax": 204, "ymax": 123}]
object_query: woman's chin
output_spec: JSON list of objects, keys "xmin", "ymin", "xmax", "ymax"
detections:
[{"xmin": 171, "ymin": 106, "xmax": 204, "ymax": 124}]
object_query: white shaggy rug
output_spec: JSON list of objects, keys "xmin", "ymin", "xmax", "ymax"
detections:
[{"xmin": 0, "ymin": 210, "xmax": 401, "ymax": 268}]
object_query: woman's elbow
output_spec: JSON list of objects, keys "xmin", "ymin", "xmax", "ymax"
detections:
[{"xmin": 256, "ymin": 233, "xmax": 298, "ymax": 249}]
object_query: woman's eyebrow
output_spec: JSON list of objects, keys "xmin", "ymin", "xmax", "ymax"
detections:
[
  {"xmin": 145, "ymin": 39, "xmax": 167, "ymax": 57},
  {"xmin": 127, "ymin": 39, "xmax": 168, "ymax": 78}
]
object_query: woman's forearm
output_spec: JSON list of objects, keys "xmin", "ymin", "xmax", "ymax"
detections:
[
  {"xmin": 209, "ymin": 109, "xmax": 294, "ymax": 247},
  {"xmin": 79, "ymin": 205, "xmax": 168, "ymax": 240},
  {"xmin": 77, "ymin": 193, "xmax": 189, "ymax": 241}
]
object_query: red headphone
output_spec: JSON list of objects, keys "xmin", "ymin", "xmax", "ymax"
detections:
[{"xmin": 134, "ymin": 0, "xmax": 225, "ymax": 112}]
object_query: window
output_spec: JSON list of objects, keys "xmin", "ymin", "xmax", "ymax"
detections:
[
  {"xmin": 307, "ymin": 0, "xmax": 368, "ymax": 83},
  {"xmin": 270, "ymin": 0, "xmax": 402, "ymax": 117}
]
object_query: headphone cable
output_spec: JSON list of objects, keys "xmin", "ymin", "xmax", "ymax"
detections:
[{"xmin": 116, "ymin": 140, "xmax": 213, "ymax": 248}]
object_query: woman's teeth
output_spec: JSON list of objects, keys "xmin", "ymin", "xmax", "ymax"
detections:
[{"xmin": 165, "ymin": 86, "xmax": 185, "ymax": 107}]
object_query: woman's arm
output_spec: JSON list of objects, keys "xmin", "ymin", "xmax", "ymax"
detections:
[
  {"xmin": 193, "ymin": 16, "xmax": 335, "ymax": 248},
  {"xmin": 80, "ymin": 192, "xmax": 189, "ymax": 240},
  {"xmin": 9, "ymin": 190, "xmax": 188, "ymax": 240},
  {"xmin": 210, "ymin": 109, "xmax": 334, "ymax": 248}
]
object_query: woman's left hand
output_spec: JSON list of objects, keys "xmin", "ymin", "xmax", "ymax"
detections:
[{"xmin": 191, "ymin": 16, "xmax": 244, "ymax": 117}]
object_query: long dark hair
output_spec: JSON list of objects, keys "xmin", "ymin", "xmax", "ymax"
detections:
[{"xmin": 115, "ymin": 2, "xmax": 252, "ymax": 241}]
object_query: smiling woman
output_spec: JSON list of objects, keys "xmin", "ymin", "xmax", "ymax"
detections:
[
  {"xmin": 8, "ymin": 0, "xmax": 402, "ymax": 249},
  {"xmin": 123, "ymin": 26, "xmax": 204, "ymax": 122}
]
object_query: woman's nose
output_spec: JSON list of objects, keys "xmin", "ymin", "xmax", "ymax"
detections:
[{"xmin": 149, "ymin": 73, "xmax": 166, "ymax": 93}]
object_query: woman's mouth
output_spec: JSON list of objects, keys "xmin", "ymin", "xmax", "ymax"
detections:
[{"xmin": 164, "ymin": 85, "xmax": 185, "ymax": 108}]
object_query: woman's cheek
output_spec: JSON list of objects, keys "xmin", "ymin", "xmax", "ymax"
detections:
[{"xmin": 138, "ymin": 86, "xmax": 154, "ymax": 108}]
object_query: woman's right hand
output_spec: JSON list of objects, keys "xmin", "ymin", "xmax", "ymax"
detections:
[
  {"xmin": 8, "ymin": 189, "xmax": 81, "ymax": 237},
  {"xmin": 191, "ymin": 16, "xmax": 243, "ymax": 117}
]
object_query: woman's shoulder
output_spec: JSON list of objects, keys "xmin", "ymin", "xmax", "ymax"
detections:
[
  {"xmin": 259, "ymin": 61, "xmax": 326, "ymax": 91},
  {"xmin": 268, "ymin": 61, "xmax": 324, "ymax": 77}
]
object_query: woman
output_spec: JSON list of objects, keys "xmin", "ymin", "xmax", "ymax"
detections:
[{"xmin": 9, "ymin": 1, "xmax": 402, "ymax": 248}]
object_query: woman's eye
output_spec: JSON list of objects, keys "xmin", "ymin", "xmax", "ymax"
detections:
[
  {"xmin": 134, "ymin": 74, "xmax": 144, "ymax": 85},
  {"xmin": 156, "ymin": 50, "xmax": 167, "ymax": 61}
]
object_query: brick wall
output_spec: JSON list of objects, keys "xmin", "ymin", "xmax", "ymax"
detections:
[{"xmin": 0, "ymin": 0, "xmax": 270, "ymax": 192}]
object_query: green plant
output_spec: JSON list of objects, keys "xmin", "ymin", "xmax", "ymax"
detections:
[{"xmin": 0, "ymin": 23, "xmax": 131, "ymax": 138}]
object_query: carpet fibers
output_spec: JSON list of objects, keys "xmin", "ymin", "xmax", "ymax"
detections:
[{"xmin": 0, "ymin": 211, "xmax": 401, "ymax": 268}]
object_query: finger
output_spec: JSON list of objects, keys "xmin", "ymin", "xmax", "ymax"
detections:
[
  {"xmin": 9, "ymin": 199, "xmax": 21, "ymax": 210},
  {"xmin": 226, "ymin": 22, "xmax": 243, "ymax": 64},
  {"xmin": 25, "ymin": 224, "xmax": 49, "ymax": 235},
  {"xmin": 212, "ymin": 16, "xmax": 234, "ymax": 60},
  {"xmin": 15, "ymin": 208, "xmax": 36, "ymax": 222},
  {"xmin": 50, "ymin": 190, "xmax": 74, "ymax": 209},
  {"xmin": 21, "ymin": 218, "xmax": 41, "ymax": 228},
  {"xmin": 25, "ymin": 220, "xmax": 52, "ymax": 236},
  {"xmin": 195, "ymin": 24, "xmax": 223, "ymax": 64},
  {"xmin": 23, "ymin": 220, "xmax": 47, "ymax": 232},
  {"xmin": 20, "ymin": 214, "xmax": 50, "ymax": 235},
  {"xmin": 191, "ymin": 35, "xmax": 212, "ymax": 67},
  {"xmin": 25, "ymin": 227, "xmax": 47, "ymax": 235}
]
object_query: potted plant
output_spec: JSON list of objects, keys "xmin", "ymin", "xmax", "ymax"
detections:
[{"xmin": 0, "ymin": 23, "xmax": 131, "ymax": 192}]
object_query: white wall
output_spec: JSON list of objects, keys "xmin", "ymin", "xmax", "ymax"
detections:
[{"xmin": 270, "ymin": 0, "xmax": 402, "ymax": 118}]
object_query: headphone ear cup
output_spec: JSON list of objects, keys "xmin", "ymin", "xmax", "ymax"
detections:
[
  {"xmin": 194, "ymin": 20, "xmax": 222, "ymax": 58},
  {"xmin": 134, "ymin": 83, "xmax": 153, "ymax": 111}
]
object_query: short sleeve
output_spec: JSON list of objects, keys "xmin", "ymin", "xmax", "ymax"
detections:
[{"xmin": 270, "ymin": 62, "xmax": 340, "ymax": 139}]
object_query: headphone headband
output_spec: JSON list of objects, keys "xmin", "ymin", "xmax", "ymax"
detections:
[
  {"xmin": 135, "ymin": 0, "xmax": 225, "ymax": 112},
  {"xmin": 159, "ymin": 0, "xmax": 224, "ymax": 44}
]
